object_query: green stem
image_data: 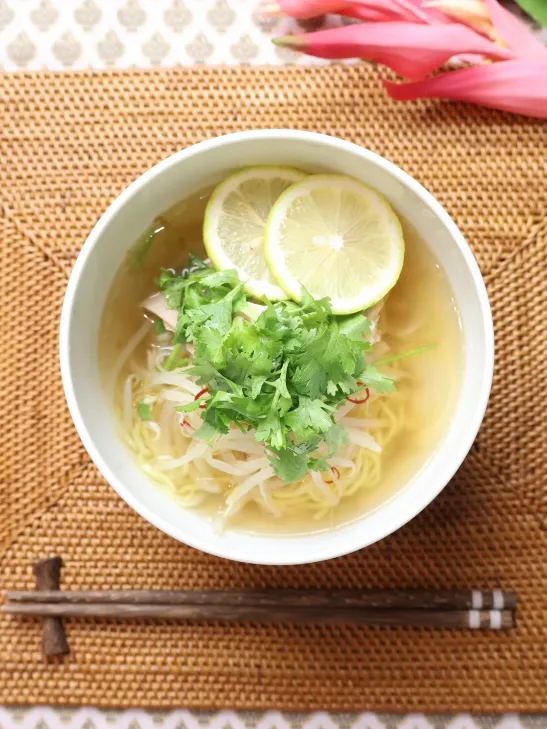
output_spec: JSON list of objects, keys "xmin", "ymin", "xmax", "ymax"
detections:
[
  {"xmin": 165, "ymin": 343, "xmax": 182, "ymax": 371},
  {"xmin": 374, "ymin": 343, "xmax": 436, "ymax": 367}
]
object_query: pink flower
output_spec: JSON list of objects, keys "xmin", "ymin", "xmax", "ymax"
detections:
[
  {"xmin": 273, "ymin": 22, "xmax": 514, "ymax": 79},
  {"xmin": 385, "ymin": 59, "xmax": 547, "ymax": 118},
  {"xmin": 269, "ymin": 0, "xmax": 547, "ymax": 118},
  {"xmin": 262, "ymin": 0, "xmax": 438, "ymax": 23}
]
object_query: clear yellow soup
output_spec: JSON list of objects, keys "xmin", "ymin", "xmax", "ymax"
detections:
[{"xmin": 100, "ymin": 187, "xmax": 464, "ymax": 535}]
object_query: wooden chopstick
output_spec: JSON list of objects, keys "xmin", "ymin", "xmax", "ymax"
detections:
[
  {"xmin": 2, "ymin": 601, "xmax": 515, "ymax": 629},
  {"xmin": 13, "ymin": 558, "xmax": 518, "ymax": 658},
  {"xmin": 6, "ymin": 588, "xmax": 517, "ymax": 611}
]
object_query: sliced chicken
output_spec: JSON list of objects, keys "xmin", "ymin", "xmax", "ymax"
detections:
[{"xmin": 142, "ymin": 292, "xmax": 178, "ymax": 332}]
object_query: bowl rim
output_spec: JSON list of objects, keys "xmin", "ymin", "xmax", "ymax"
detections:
[{"xmin": 60, "ymin": 129, "xmax": 494, "ymax": 564}]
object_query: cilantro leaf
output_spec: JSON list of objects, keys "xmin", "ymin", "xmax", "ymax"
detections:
[
  {"xmin": 308, "ymin": 456, "xmax": 330, "ymax": 472},
  {"xmin": 360, "ymin": 365, "xmax": 396, "ymax": 394},
  {"xmin": 156, "ymin": 255, "xmax": 400, "ymax": 484},
  {"xmin": 193, "ymin": 421, "xmax": 220, "ymax": 444},
  {"xmin": 187, "ymin": 253, "xmax": 210, "ymax": 272},
  {"xmin": 255, "ymin": 414, "xmax": 285, "ymax": 450},
  {"xmin": 175, "ymin": 401, "xmax": 202, "ymax": 413},
  {"xmin": 324, "ymin": 423, "xmax": 349, "ymax": 456},
  {"xmin": 268, "ymin": 448, "xmax": 309, "ymax": 483},
  {"xmin": 338, "ymin": 312, "xmax": 371, "ymax": 341},
  {"xmin": 285, "ymin": 397, "xmax": 333, "ymax": 441}
]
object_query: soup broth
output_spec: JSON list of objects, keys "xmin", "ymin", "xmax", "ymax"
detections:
[{"xmin": 100, "ymin": 186, "xmax": 463, "ymax": 535}]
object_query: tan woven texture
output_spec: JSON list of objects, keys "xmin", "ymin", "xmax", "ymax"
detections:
[{"xmin": 1, "ymin": 67, "xmax": 546, "ymax": 712}]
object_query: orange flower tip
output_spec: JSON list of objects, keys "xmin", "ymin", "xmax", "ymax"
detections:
[
  {"xmin": 423, "ymin": 0, "xmax": 494, "ymax": 35},
  {"xmin": 272, "ymin": 35, "xmax": 304, "ymax": 48},
  {"xmin": 424, "ymin": 1, "xmax": 491, "ymax": 21},
  {"xmin": 423, "ymin": 0, "xmax": 488, "ymax": 13}
]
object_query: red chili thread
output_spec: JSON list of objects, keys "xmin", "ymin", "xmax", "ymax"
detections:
[
  {"xmin": 194, "ymin": 386, "xmax": 209, "ymax": 401},
  {"xmin": 325, "ymin": 466, "xmax": 340, "ymax": 485},
  {"xmin": 347, "ymin": 385, "xmax": 370, "ymax": 404},
  {"xmin": 194, "ymin": 386, "xmax": 209, "ymax": 410}
]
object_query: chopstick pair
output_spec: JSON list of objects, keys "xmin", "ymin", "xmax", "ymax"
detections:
[{"xmin": 3, "ymin": 558, "xmax": 517, "ymax": 657}]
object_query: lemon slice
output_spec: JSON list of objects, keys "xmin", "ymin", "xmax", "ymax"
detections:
[
  {"xmin": 203, "ymin": 166, "xmax": 306, "ymax": 300},
  {"xmin": 264, "ymin": 174, "xmax": 405, "ymax": 314}
]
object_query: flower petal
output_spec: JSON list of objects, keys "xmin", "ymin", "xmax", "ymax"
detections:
[
  {"xmin": 269, "ymin": 0, "xmax": 436, "ymax": 22},
  {"xmin": 384, "ymin": 59, "xmax": 547, "ymax": 118},
  {"xmin": 333, "ymin": 0, "xmax": 412, "ymax": 22},
  {"xmin": 273, "ymin": 22, "xmax": 514, "ymax": 79},
  {"xmin": 484, "ymin": 0, "xmax": 547, "ymax": 58},
  {"xmin": 268, "ymin": 0, "xmax": 349, "ymax": 17},
  {"xmin": 361, "ymin": 0, "xmax": 432, "ymax": 22}
]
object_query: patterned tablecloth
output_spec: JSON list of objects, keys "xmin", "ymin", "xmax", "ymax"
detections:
[
  {"xmin": 0, "ymin": 0, "xmax": 545, "ymax": 69},
  {"xmin": 0, "ymin": 1, "xmax": 544, "ymax": 727},
  {"xmin": 0, "ymin": 0, "xmax": 313, "ymax": 68},
  {"xmin": 0, "ymin": 708, "xmax": 543, "ymax": 729}
]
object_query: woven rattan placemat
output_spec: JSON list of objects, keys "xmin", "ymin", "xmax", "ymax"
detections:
[{"xmin": 1, "ymin": 66, "xmax": 546, "ymax": 712}]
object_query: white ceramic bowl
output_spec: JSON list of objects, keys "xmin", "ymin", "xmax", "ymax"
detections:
[{"xmin": 60, "ymin": 130, "xmax": 494, "ymax": 565}]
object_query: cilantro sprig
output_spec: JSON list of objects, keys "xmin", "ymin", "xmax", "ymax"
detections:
[{"xmin": 159, "ymin": 257, "xmax": 395, "ymax": 483}]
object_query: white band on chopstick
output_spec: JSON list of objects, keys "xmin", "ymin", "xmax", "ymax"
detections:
[
  {"xmin": 490, "ymin": 610, "xmax": 502, "ymax": 630},
  {"xmin": 468, "ymin": 609, "xmax": 504, "ymax": 629},
  {"xmin": 471, "ymin": 590, "xmax": 483, "ymax": 609},
  {"xmin": 468, "ymin": 610, "xmax": 481, "ymax": 629},
  {"xmin": 492, "ymin": 589, "xmax": 504, "ymax": 610}
]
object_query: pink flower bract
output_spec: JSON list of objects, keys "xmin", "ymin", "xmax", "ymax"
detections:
[
  {"xmin": 274, "ymin": 21, "xmax": 514, "ymax": 79},
  {"xmin": 484, "ymin": 0, "xmax": 547, "ymax": 59},
  {"xmin": 385, "ymin": 59, "xmax": 547, "ymax": 118},
  {"xmin": 273, "ymin": 0, "xmax": 441, "ymax": 22}
]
